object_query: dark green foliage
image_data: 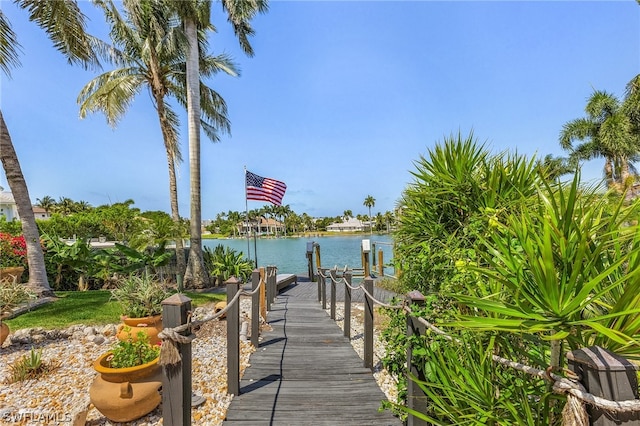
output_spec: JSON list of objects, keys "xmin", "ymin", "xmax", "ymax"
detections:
[
  {"xmin": 393, "ymin": 132, "xmax": 543, "ymax": 295},
  {"xmin": 402, "ymin": 333, "xmax": 561, "ymax": 426},
  {"xmin": 203, "ymin": 244, "xmax": 253, "ymax": 285}
]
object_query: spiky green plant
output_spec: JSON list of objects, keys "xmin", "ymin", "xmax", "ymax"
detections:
[{"xmin": 451, "ymin": 173, "xmax": 640, "ymax": 365}]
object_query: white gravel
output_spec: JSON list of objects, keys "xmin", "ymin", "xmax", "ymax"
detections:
[{"xmin": 0, "ymin": 299, "xmax": 396, "ymax": 426}]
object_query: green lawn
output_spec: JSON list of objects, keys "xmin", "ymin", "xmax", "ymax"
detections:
[{"xmin": 4, "ymin": 290, "xmax": 225, "ymax": 331}]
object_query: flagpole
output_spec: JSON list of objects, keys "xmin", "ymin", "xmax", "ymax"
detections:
[{"xmin": 244, "ymin": 167, "xmax": 252, "ymax": 265}]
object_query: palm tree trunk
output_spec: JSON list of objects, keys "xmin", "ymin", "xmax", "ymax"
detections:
[
  {"xmin": 604, "ymin": 158, "xmax": 614, "ymax": 189},
  {"xmin": 620, "ymin": 156, "xmax": 631, "ymax": 189},
  {"xmin": 167, "ymin": 152, "xmax": 186, "ymax": 277},
  {"xmin": 183, "ymin": 18, "xmax": 209, "ymax": 289},
  {"xmin": 0, "ymin": 110, "xmax": 53, "ymax": 296}
]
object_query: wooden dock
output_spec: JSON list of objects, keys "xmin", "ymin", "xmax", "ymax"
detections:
[{"xmin": 223, "ymin": 280, "xmax": 401, "ymax": 425}]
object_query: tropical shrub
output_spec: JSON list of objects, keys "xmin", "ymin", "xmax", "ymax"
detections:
[
  {"xmin": 203, "ymin": 245, "xmax": 253, "ymax": 286},
  {"xmin": 0, "ymin": 232, "xmax": 27, "ymax": 268},
  {"xmin": 451, "ymin": 174, "xmax": 640, "ymax": 362},
  {"xmin": 393, "ymin": 132, "xmax": 543, "ymax": 295},
  {"xmin": 383, "ymin": 132, "xmax": 640, "ymax": 423},
  {"xmin": 41, "ymin": 235, "xmax": 98, "ymax": 291}
]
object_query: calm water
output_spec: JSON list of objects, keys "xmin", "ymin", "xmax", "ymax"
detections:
[{"xmin": 202, "ymin": 234, "xmax": 394, "ymax": 276}]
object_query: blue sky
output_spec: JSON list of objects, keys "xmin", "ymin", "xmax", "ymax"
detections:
[{"xmin": 1, "ymin": 1, "xmax": 639, "ymax": 219}]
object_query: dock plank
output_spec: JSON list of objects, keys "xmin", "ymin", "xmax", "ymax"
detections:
[{"xmin": 223, "ymin": 281, "xmax": 401, "ymax": 425}]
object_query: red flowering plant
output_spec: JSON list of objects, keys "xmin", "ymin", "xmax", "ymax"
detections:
[{"xmin": 0, "ymin": 233, "xmax": 27, "ymax": 268}]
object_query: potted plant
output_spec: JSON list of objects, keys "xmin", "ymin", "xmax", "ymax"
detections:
[
  {"xmin": 0, "ymin": 232, "xmax": 27, "ymax": 282},
  {"xmin": 0, "ymin": 275, "xmax": 35, "ymax": 345},
  {"xmin": 111, "ymin": 274, "xmax": 170, "ymax": 345},
  {"xmin": 90, "ymin": 331, "xmax": 162, "ymax": 422}
]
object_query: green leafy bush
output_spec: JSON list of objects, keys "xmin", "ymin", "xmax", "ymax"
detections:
[
  {"xmin": 203, "ymin": 244, "xmax": 253, "ymax": 286},
  {"xmin": 107, "ymin": 330, "xmax": 160, "ymax": 368}
]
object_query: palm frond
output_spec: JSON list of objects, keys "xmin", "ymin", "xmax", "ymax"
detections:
[
  {"xmin": 0, "ymin": 11, "xmax": 22, "ymax": 76},
  {"xmin": 15, "ymin": 0, "xmax": 99, "ymax": 68}
]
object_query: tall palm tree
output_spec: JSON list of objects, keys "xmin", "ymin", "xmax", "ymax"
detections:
[
  {"xmin": 363, "ymin": 195, "xmax": 375, "ymax": 235},
  {"xmin": 171, "ymin": 0, "xmax": 268, "ymax": 288},
  {"xmin": 560, "ymin": 90, "xmax": 638, "ymax": 190},
  {"xmin": 78, "ymin": 0, "xmax": 237, "ymax": 284},
  {"xmin": 0, "ymin": 0, "xmax": 99, "ymax": 296}
]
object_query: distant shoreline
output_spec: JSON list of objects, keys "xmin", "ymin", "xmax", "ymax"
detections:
[{"xmin": 201, "ymin": 231, "xmax": 393, "ymax": 240}]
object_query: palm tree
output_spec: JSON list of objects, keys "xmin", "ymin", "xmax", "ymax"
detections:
[
  {"xmin": 35, "ymin": 195, "xmax": 56, "ymax": 215},
  {"xmin": 57, "ymin": 197, "xmax": 76, "ymax": 216},
  {"xmin": 363, "ymin": 195, "xmax": 375, "ymax": 235},
  {"xmin": 560, "ymin": 90, "xmax": 638, "ymax": 190},
  {"xmin": 343, "ymin": 210, "xmax": 352, "ymax": 221},
  {"xmin": 0, "ymin": 0, "xmax": 98, "ymax": 296},
  {"xmin": 171, "ymin": 0, "xmax": 268, "ymax": 288},
  {"xmin": 78, "ymin": 0, "xmax": 237, "ymax": 285},
  {"xmin": 384, "ymin": 210, "xmax": 394, "ymax": 233}
]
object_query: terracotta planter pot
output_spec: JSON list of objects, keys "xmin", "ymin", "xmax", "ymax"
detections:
[
  {"xmin": 116, "ymin": 314, "xmax": 163, "ymax": 345},
  {"xmin": 0, "ymin": 322, "xmax": 9, "ymax": 346},
  {"xmin": 89, "ymin": 352, "xmax": 162, "ymax": 422},
  {"xmin": 0, "ymin": 267, "xmax": 24, "ymax": 282}
]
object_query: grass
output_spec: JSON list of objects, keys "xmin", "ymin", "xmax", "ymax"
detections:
[{"xmin": 4, "ymin": 290, "xmax": 225, "ymax": 331}]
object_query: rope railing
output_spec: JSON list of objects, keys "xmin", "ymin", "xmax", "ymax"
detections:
[
  {"xmin": 401, "ymin": 302, "xmax": 640, "ymax": 425},
  {"xmin": 158, "ymin": 276, "xmax": 265, "ymax": 366},
  {"xmin": 316, "ymin": 267, "xmax": 640, "ymax": 425}
]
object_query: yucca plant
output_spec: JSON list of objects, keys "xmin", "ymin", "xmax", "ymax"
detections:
[{"xmin": 450, "ymin": 173, "xmax": 640, "ymax": 367}]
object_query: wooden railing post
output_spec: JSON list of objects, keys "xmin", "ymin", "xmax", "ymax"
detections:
[
  {"xmin": 567, "ymin": 346, "xmax": 640, "ymax": 425},
  {"xmin": 317, "ymin": 268, "xmax": 323, "ymax": 302},
  {"xmin": 306, "ymin": 241, "xmax": 315, "ymax": 281},
  {"xmin": 321, "ymin": 269, "xmax": 328, "ymax": 310},
  {"xmin": 315, "ymin": 243, "xmax": 321, "ymax": 270},
  {"xmin": 329, "ymin": 269, "xmax": 337, "ymax": 320},
  {"xmin": 259, "ymin": 267, "xmax": 266, "ymax": 321},
  {"xmin": 363, "ymin": 276, "xmax": 374, "ymax": 370},
  {"xmin": 161, "ymin": 294, "xmax": 193, "ymax": 426},
  {"xmin": 372, "ymin": 242, "xmax": 377, "ymax": 268},
  {"xmin": 267, "ymin": 265, "xmax": 277, "ymax": 310},
  {"xmin": 251, "ymin": 269, "xmax": 260, "ymax": 348},
  {"xmin": 226, "ymin": 277, "xmax": 241, "ymax": 396},
  {"xmin": 378, "ymin": 249, "xmax": 384, "ymax": 276},
  {"xmin": 406, "ymin": 290, "xmax": 428, "ymax": 426},
  {"xmin": 344, "ymin": 271, "xmax": 352, "ymax": 339}
]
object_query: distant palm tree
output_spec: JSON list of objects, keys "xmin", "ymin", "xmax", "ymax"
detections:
[
  {"xmin": 78, "ymin": 0, "xmax": 237, "ymax": 282},
  {"xmin": 560, "ymin": 90, "xmax": 638, "ymax": 190},
  {"xmin": 57, "ymin": 197, "xmax": 76, "ymax": 216},
  {"xmin": 0, "ymin": 1, "xmax": 98, "ymax": 296},
  {"xmin": 363, "ymin": 195, "xmax": 375, "ymax": 234},
  {"xmin": 343, "ymin": 210, "xmax": 352, "ymax": 221},
  {"xmin": 171, "ymin": 0, "xmax": 268, "ymax": 288},
  {"xmin": 36, "ymin": 195, "xmax": 56, "ymax": 215}
]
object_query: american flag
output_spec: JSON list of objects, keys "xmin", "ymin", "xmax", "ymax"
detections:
[{"xmin": 246, "ymin": 171, "xmax": 287, "ymax": 205}]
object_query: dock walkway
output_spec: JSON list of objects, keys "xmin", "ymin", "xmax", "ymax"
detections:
[{"xmin": 223, "ymin": 280, "xmax": 401, "ymax": 425}]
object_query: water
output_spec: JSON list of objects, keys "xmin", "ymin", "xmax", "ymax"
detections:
[{"xmin": 202, "ymin": 234, "xmax": 395, "ymax": 276}]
